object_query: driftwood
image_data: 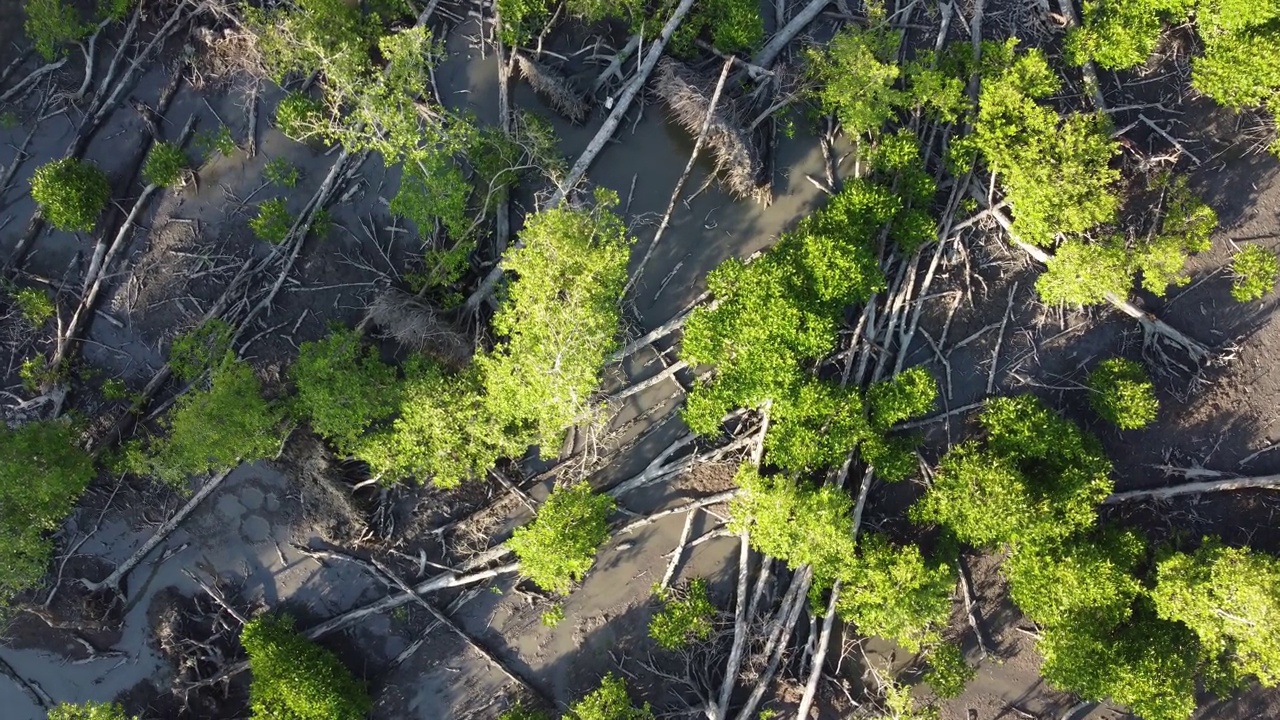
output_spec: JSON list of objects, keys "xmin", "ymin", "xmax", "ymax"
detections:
[
  {"xmin": 608, "ymin": 290, "xmax": 712, "ymax": 363},
  {"xmin": 514, "ymin": 52, "xmax": 589, "ymax": 122},
  {"xmin": 660, "ymin": 510, "xmax": 699, "ymax": 591},
  {"xmin": 0, "ymin": 654, "xmax": 50, "ymax": 710},
  {"xmin": 734, "ymin": 566, "xmax": 813, "ymax": 720},
  {"xmin": 82, "ymin": 467, "xmax": 237, "ymax": 593},
  {"xmin": 1103, "ymin": 474, "xmax": 1280, "ymax": 504},
  {"xmin": 652, "ymin": 58, "xmax": 767, "ymax": 204},
  {"xmin": 462, "ymin": 0, "xmax": 698, "ymax": 314},
  {"xmin": 0, "ymin": 57, "xmax": 67, "ymax": 105},
  {"xmin": 753, "ymin": 0, "xmax": 832, "ymax": 69},
  {"xmin": 627, "ymin": 58, "xmax": 735, "ymax": 293},
  {"xmin": 365, "ymin": 288, "xmax": 473, "ymax": 367}
]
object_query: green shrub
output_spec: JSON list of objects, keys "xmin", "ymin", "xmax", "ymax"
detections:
[
  {"xmin": 241, "ymin": 614, "xmax": 372, "ymax": 720},
  {"xmin": 868, "ymin": 366, "xmax": 937, "ymax": 428},
  {"xmin": 30, "ymin": 158, "xmax": 111, "ymax": 232},
  {"xmin": 808, "ymin": 25, "xmax": 905, "ymax": 137},
  {"xmin": 507, "ymin": 483, "xmax": 614, "ymax": 595},
  {"xmin": 0, "ymin": 420, "xmax": 94, "ymax": 609},
  {"xmin": 834, "ymin": 534, "xmax": 953, "ymax": 652},
  {"xmin": 275, "ymin": 92, "xmax": 326, "ymax": 142},
  {"xmin": 1036, "ymin": 238, "xmax": 1132, "ymax": 306},
  {"xmin": 912, "ymin": 395, "xmax": 1113, "ymax": 548},
  {"xmin": 264, "ymin": 157, "xmax": 301, "ymax": 188},
  {"xmin": 764, "ymin": 377, "xmax": 870, "ymax": 476},
  {"xmin": 568, "ymin": 673, "xmax": 653, "ymax": 720},
  {"xmin": 1154, "ymin": 538, "xmax": 1280, "ymax": 690},
  {"xmin": 24, "ymin": 0, "xmax": 88, "ymax": 61},
  {"xmin": 649, "ymin": 578, "xmax": 715, "ymax": 650},
  {"xmin": 1230, "ymin": 245, "xmax": 1278, "ymax": 302},
  {"xmin": 168, "ymin": 318, "xmax": 234, "ymax": 381},
  {"xmin": 541, "ymin": 604, "xmax": 565, "ymax": 627},
  {"xmin": 973, "ymin": 43, "xmax": 1119, "ymax": 246},
  {"xmin": 1191, "ymin": 0, "xmax": 1280, "ymax": 111},
  {"xmin": 47, "ymin": 701, "xmax": 137, "ymax": 720},
  {"xmin": 10, "ymin": 286, "xmax": 55, "ymax": 326},
  {"xmin": 1066, "ymin": 0, "xmax": 1195, "ymax": 70},
  {"xmin": 1087, "ymin": 358, "xmax": 1158, "ymax": 430},
  {"xmin": 499, "ymin": 703, "xmax": 551, "ymax": 720},
  {"xmin": 143, "ymin": 141, "xmax": 188, "ymax": 188},
  {"xmin": 291, "ymin": 329, "xmax": 400, "ymax": 455},
  {"xmin": 924, "ymin": 642, "xmax": 974, "ymax": 699},
  {"xmin": 1005, "ymin": 529, "xmax": 1147, "ymax": 630},
  {"xmin": 128, "ymin": 353, "xmax": 283, "ymax": 486},
  {"xmin": 195, "ymin": 125, "xmax": 237, "ymax": 159},
  {"xmin": 251, "ymin": 198, "xmax": 294, "ymax": 244},
  {"xmin": 391, "ymin": 150, "xmax": 472, "ymax": 240}
]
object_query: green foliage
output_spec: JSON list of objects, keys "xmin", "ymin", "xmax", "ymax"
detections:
[
  {"xmin": 1133, "ymin": 174, "xmax": 1218, "ymax": 294},
  {"xmin": 1036, "ymin": 238, "xmax": 1132, "ymax": 306},
  {"xmin": 1066, "ymin": 0, "xmax": 1196, "ymax": 69},
  {"xmin": 730, "ymin": 465, "xmax": 857, "ymax": 586},
  {"xmin": 1191, "ymin": 0, "xmax": 1280, "ymax": 110},
  {"xmin": 666, "ymin": 0, "xmax": 764, "ymax": 55},
  {"xmin": 10, "ymin": 286, "xmax": 55, "ymax": 327},
  {"xmin": 924, "ymin": 642, "xmax": 975, "ymax": 699},
  {"xmin": 1038, "ymin": 608, "xmax": 1199, "ymax": 720},
  {"xmin": 507, "ymin": 483, "xmax": 614, "ymax": 594},
  {"xmin": 902, "ymin": 47, "xmax": 973, "ymax": 124},
  {"xmin": 30, "ymin": 158, "xmax": 111, "ymax": 233},
  {"xmin": 241, "ymin": 614, "xmax": 372, "ymax": 720},
  {"xmin": 143, "ymin": 141, "xmax": 188, "ymax": 188},
  {"xmin": 275, "ymin": 92, "xmax": 326, "ymax": 142},
  {"xmin": 834, "ymin": 534, "xmax": 953, "ymax": 652},
  {"xmin": 96, "ymin": 0, "xmax": 132, "ymax": 21},
  {"xmin": 973, "ymin": 43, "xmax": 1119, "ymax": 246},
  {"xmin": 20, "ymin": 356, "xmax": 60, "ymax": 393},
  {"xmin": 24, "ymin": 0, "xmax": 88, "ymax": 61},
  {"xmin": 168, "ymin": 318, "xmax": 234, "ymax": 381},
  {"xmin": 764, "ymin": 377, "xmax": 869, "ymax": 475},
  {"xmin": 682, "ymin": 180, "xmax": 892, "ymax": 436},
  {"xmin": 1153, "ymin": 538, "xmax": 1280, "ymax": 689},
  {"xmin": 649, "ymin": 578, "xmax": 716, "ymax": 650},
  {"xmin": 264, "ymin": 158, "xmax": 301, "ymax": 188},
  {"xmin": 291, "ymin": 328, "xmax": 400, "ymax": 455},
  {"xmin": 1230, "ymin": 244, "xmax": 1278, "ymax": 302},
  {"xmin": 808, "ymin": 25, "xmax": 904, "ymax": 137},
  {"xmin": 477, "ymin": 189, "xmax": 632, "ymax": 453},
  {"xmin": 128, "ymin": 353, "xmax": 283, "ymax": 486},
  {"xmin": 0, "ymin": 420, "xmax": 94, "ymax": 609},
  {"xmin": 251, "ymin": 198, "xmax": 294, "ymax": 244},
  {"xmin": 868, "ymin": 366, "xmax": 937, "ymax": 429},
  {"xmin": 541, "ymin": 604, "xmax": 565, "ymax": 627},
  {"xmin": 195, "ymin": 125, "xmax": 237, "ymax": 159},
  {"xmin": 247, "ymin": 0, "xmax": 380, "ymax": 90},
  {"xmin": 1087, "ymin": 358, "xmax": 1158, "ymax": 430},
  {"xmin": 354, "ymin": 360, "xmax": 509, "ymax": 488},
  {"xmin": 46, "ymin": 702, "xmax": 136, "ymax": 720},
  {"xmin": 1005, "ymin": 529, "xmax": 1146, "ymax": 630},
  {"xmin": 568, "ymin": 673, "xmax": 653, "ymax": 720},
  {"xmin": 391, "ymin": 151, "xmax": 472, "ymax": 240},
  {"xmin": 912, "ymin": 395, "xmax": 1113, "ymax": 548}
]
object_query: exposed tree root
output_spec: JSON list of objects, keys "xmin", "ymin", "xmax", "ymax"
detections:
[{"xmin": 365, "ymin": 288, "xmax": 474, "ymax": 367}]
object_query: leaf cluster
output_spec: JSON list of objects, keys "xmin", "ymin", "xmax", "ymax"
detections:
[
  {"xmin": 30, "ymin": 158, "xmax": 112, "ymax": 233},
  {"xmin": 649, "ymin": 577, "xmax": 716, "ymax": 650},
  {"xmin": 1066, "ymin": 0, "xmax": 1196, "ymax": 69},
  {"xmin": 0, "ymin": 420, "xmax": 94, "ymax": 610},
  {"xmin": 1087, "ymin": 358, "xmax": 1158, "ymax": 430},
  {"xmin": 567, "ymin": 673, "xmax": 653, "ymax": 720},
  {"xmin": 251, "ymin": 198, "xmax": 294, "ymax": 244},
  {"xmin": 972, "ymin": 43, "xmax": 1119, "ymax": 247},
  {"xmin": 1230, "ymin": 244, "xmax": 1278, "ymax": 302},
  {"xmin": 1153, "ymin": 538, "xmax": 1280, "ymax": 690},
  {"xmin": 47, "ymin": 702, "xmax": 137, "ymax": 720},
  {"xmin": 24, "ymin": 0, "xmax": 89, "ymax": 61},
  {"xmin": 8, "ymin": 285, "xmax": 55, "ymax": 327},
  {"xmin": 143, "ymin": 141, "xmax": 188, "ymax": 188},
  {"xmin": 128, "ymin": 351, "xmax": 283, "ymax": 487},
  {"xmin": 507, "ymin": 483, "xmax": 614, "ymax": 595},
  {"xmin": 665, "ymin": 0, "xmax": 764, "ymax": 56},
  {"xmin": 924, "ymin": 642, "xmax": 975, "ymax": 699},
  {"xmin": 291, "ymin": 328, "xmax": 400, "ymax": 455},
  {"xmin": 241, "ymin": 614, "xmax": 372, "ymax": 720}
]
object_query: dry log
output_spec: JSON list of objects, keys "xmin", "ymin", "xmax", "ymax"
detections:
[
  {"xmin": 753, "ymin": 0, "xmax": 831, "ymax": 69},
  {"xmin": 81, "ymin": 467, "xmax": 237, "ymax": 593},
  {"xmin": 713, "ymin": 529, "xmax": 753, "ymax": 720},
  {"xmin": 616, "ymin": 490, "xmax": 738, "ymax": 534},
  {"xmin": 652, "ymin": 58, "xmax": 766, "ymax": 204},
  {"xmin": 462, "ymin": 0, "xmax": 698, "ymax": 314},
  {"xmin": 0, "ymin": 654, "xmax": 50, "ymax": 710},
  {"xmin": 1103, "ymin": 475, "xmax": 1280, "ymax": 504},
  {"xmin": 627, "ymin": 58, "xmax": 736, "ymax": 293},
  {"xmin": 365, "ymin": 288, "xmax": 473, "ymax": 367},
  {"xmin": 733, "ymin": 566, "xmax": 813, "ymax": 720},
  {"xmin": 608, "ymin": 360, "xmax": 689, "ymax": 403},
  {"xmin": 795, "ymin": 579, "xmax": 841, "ymax": 719},
  {"xmin": 0, "ymin": 57, "xmax": 67, "ymax": 105},
  {"xmin": 608, "ymin": 290, "xmax": 712, "ymax": 363},
  {"xmin": 515, "ymin": 52, "xmax": 589, "ymax": 122},
  {"xmin": 660, "ymin": 510, "xmax": 699, "ymax": 591}
]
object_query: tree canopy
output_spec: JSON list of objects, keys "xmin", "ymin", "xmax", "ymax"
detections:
[
  {"xmin": 507, "ymin": 483, "xmax": 615, "ymax": 594},
  {"xmin": 241, "ymin": 614, "xmax": 372, "ymax": 720}
]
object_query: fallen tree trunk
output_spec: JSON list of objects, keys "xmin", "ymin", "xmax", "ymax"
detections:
[
  {"xmin": 81, "ymin": 466, "xmax": 237, "ymax": 593},
  {"xmin": 752, "ymin": 0, "xmax": 831, "ymax": 69},
  {"xmin": 979, "ymin": 194, "xmax": 1212, "ymax": 363},
  {"xmin": 462, "ymin": 0, "xmax": 698, "ymax": 313},
  {"xmin": 1103, "ymin": 475, "xmax": 1280, "ymax": 504}
]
